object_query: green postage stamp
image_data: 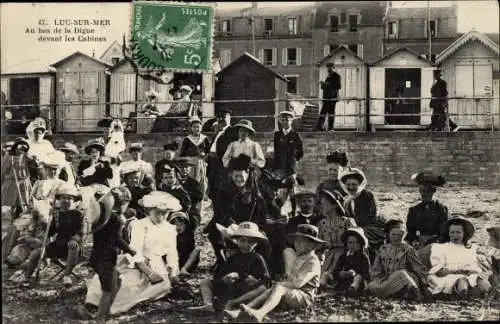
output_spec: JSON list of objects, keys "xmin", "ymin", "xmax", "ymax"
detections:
[{"xmin": 131, "ymin": 1, "xmax": 214, "ymax": 72}]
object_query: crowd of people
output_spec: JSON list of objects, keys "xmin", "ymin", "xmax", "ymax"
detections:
[{"xmin": 1, "ymin": 111, "xmax": 498, "ymax": 322}]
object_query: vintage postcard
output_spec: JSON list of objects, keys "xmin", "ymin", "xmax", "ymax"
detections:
[{"xmin": 1, "ymin": 1, "xmax": 499, "ymax": 323}]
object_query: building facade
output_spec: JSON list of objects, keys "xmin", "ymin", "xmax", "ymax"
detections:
[
  {"xmin": 383, "ymin": 2, "xmax": 459, "ymax": 62},
  {"xmin": 215, "ymin": 3, "xmax": 316, "ymax": 98}
]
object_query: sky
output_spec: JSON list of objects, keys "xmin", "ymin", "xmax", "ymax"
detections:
[{"xmin": 1, "ymin": 1, "xmax": 498, "ymax": 72}]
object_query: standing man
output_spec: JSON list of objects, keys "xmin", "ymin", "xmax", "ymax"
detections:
[
  {"xmin": 316, "ymin": 63, "xmax": 341, "ymax": 132},
  {"xmin": 272, "ymin": 110, "xmax": 304, "ymax": 217},
  {"xmin": 207, "ymin": 109, "xmax": 238, "ymax": 202},
  {"xmin": 429, "ymin": 69, "xmax": 459, "ymax": 132}
]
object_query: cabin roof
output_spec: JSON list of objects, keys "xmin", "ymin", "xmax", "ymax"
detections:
[
  {"xmin": 216, "ymin": 52, "xmax": 288, "ymax": 82},
  {"xmin": 317, "ymin": 45, "xmax": 366, "ymax": 66},
  {"xmin": 372, "ymin": 47, "xmax": 433, "ymax": 66},
  {"xmin": 50, "ymin": 51, "xmax": 112, "ymax": 67},
  {"xmin": 1, "ymin": 59, "xmax": 55, "ymax": 75},
  {"xmin": 99, "ymin": 40, "xmax": 122, "ymax": 61},
  {"xmin": 436, "ymin": 30, "xmax": 500, "ymax": 64}
]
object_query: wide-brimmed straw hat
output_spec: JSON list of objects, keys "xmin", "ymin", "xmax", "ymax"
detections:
[
  {"xmin": 234, "ymin": 119, "xmax": 255, "ymax": 134},
  {"xmin": 411, "ymin": 171, "xmax": 446, "ymax": 187},
  {"xmin": 341, "ymin": 227, "xmax": 369, "ymax": 249},
  {"xmin": 446, "ymin": 216, "xmax": 475, "ymax": 239},
  {"xmin": 231, "ymin": 222, "xmax": 268, "ymax": 240},
  {"xmin": 139, "ymin": 191, "xmax": 182, "ymax": 212},
  {"xmin": 129, "ymin": 142, "xmax": 145, "ymax": 152},
  {"xmin": 55, "ymin": 184, "xmax": 81, "ymax": 201},
  {"xmin": 216, "ymin": 223, "xmax": 239, "ymax": 241},
  {"xmin": 84, "ymin": 138, "xmax": 106, "ymax": 155},
  {"xmin": 288, "ymin": 224, "xmax": 325, "ymax": 244},
  {"xmin": 59, "ymin": 142, "xmax": 79, "ymax": 155},
  {"xmin": 339, "ymin": 168, "xmax": 366, "ymax": 184},
  {"xmin": 319, "ymin": 189, "xmax": 346, "ymax": 215},
  {"xmin": 168, "ymin": 211, "xmax": 190, "ymax": 224},
  {"xmin": 42, "ymin": 151, "xmax": 66, "ymax": 168}
]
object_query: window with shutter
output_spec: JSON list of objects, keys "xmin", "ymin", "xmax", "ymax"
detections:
[
  {"xmin": 324, "ymin": 45, "xmax": 330, "ymax": 57},
  {"xmin": 222, "ymin": 20, "xmax": 231, "ymax": 34},
  {"xmin": 349, "ymin": 15, "xmax": 358, "ymax": 32},
  {"xmin": 288, "ymin": 17, "xmax": 297, "ymax": 35},
  {"xmin": 329, "ymin": 15, "xmax": 339, "ymax": 32},
  {"xmin": 340, "ymin": 12, "xmax": 347, "ymax": 24},
  {"xmin": 296, "ymin": 48, "xmax": 302, "ymax": 66},
  {"xmin": 282, "ymin": 48, "xmax": 287, "ymax": 66},
  {"xmin": 263, "ymin": 48, "xmax": 273, "ymax": 65},
  {"xmin": 264, "ymin": 18, "xmax": 273, "ymax": 32},
  {"xmin": 287, "ymin": 48, "xmax": 297, "ymax": 65},
  {"xmin": 272, "ymin": 48, "xmax": 277, "ymax": 66},
  {"xmin": 348, "ymin": 45, "xmax": 358, "ymax": 54},
  {"xmin": 388, "ymin": 21, "xmax": 398, "ymax": 38},
  {"xmin": 357, "ymin": 44, "xmax": 364, "ymax": 59}
]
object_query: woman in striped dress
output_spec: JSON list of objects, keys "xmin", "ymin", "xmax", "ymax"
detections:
[{"xmin": 179, "ymin": 117, "xmax": 211, "ymax": 197}]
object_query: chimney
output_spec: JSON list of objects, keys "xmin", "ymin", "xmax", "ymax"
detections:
[{"xmin": 92, "ymin": 49, "xmax": 95, "ymax": 58}]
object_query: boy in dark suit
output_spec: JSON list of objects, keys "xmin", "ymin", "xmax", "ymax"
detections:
[{"xmin": 272, "ymin": 110, "xmax": 304, "ymax": 217}]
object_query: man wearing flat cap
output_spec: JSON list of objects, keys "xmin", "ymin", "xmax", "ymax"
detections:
[{"xmin": 316, "ymin": 62, "xmax": 341, "ymax": 132}]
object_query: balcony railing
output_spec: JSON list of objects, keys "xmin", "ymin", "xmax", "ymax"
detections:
[{"xmin": 2, "ymin": 96, "xmax": 499, "ymax": 135}]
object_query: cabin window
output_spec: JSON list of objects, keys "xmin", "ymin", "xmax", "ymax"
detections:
[
  {"xmin": 263, "ymin": 48, "xmax": 273, "ymax": 65},
  {"xmin": 348, "ymin": 44, "xmax": 358, "ymax": 54},
  {"xmin": 222, "ymin": 20, "xmax": 231, "ymax": 34},
  {"xmin": 288, "ymin": 17, "xmax": 297, "ymax": 35},
  {"xmin": 264, "ymin": 18, "xmax": 273, "ymax": 32},
  {"xmin": 111, "ymin": 57, "xmax": 120, "ymax": 65},
  {"xmin": 285, "ymin": 75, "xmax": 298, "ymax": 94},
  {"xmin": 329, "ymin": 15, "xmax": 339, "ymax": 32},
  {"xmin": 349, "ymin": 15, "xmax": 358, "ymax": 32},
  {"xmin": 388, "ymin": 21, "xmax": 398, "ymax": 38}
]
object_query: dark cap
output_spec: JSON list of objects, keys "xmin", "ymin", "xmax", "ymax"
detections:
[
  {"xmin": 326, "ymin": 63, "xmax": 334, "ymax": 68},
  {"xmin": 228, "ymin": 154, "xmax": 251, "ymax": 171},
  {"xmin": 216, "ymin": 109, "xmax": 232, "ymax": 117},
  {"xmin": 97, "ymin": 117, "xmax": 113, "ymax": 128},
  {"xmin": 163, "ymin": 141, "xmax": 179, "ymax": 151}
]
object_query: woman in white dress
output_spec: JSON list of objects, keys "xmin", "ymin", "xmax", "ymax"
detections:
[
  {"xmin": 83, "ymin": 191, "xmax": 182, "ymax": 315},
  {"xmin": 428, "ymin": 216, "xmax": 492, "ymax": 297}
]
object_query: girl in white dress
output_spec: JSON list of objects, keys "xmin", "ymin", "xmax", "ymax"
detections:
[
  {"xmin": 428, "ymin": 216, "xmax": 492, "ymax": 297},
  {"xmin": 83, "ymin": 191, "xmax": 182, "ymax": 315}
]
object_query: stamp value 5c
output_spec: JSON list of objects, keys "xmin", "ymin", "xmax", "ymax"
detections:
[{"xmin": 131, "ymin": 1, "xmax": 214, "ymax": 72}]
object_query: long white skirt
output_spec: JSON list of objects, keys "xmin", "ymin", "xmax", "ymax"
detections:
[{"xmin": 85, "ymin": 255, "xmax": 172, "ymax": 314}]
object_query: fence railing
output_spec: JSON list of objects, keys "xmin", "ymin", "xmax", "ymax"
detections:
[{"xmin": 2, "ymin": 96, "xmax": 499, "ymax": 134}]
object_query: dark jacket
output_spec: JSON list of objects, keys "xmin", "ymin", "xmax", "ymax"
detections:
[
  {"xmin": 154, "ymin": 159, "xmax": 176, "ymax": 185},
  {"xmin": 406, "ymin": 200, "xmax": 449, "ymax": 244},
  {"xmin": 321, "ymin": 71, "xmax": 341, "ymax": 99},
  {"xmin": 77, "ymin": 159, "xmax": 113, "ymax": 187},
  {"xmin": 58, "ymin": 163, "xmax": 78, "ymax": 185},
  {"xmin": 231, "ymin": 188, "xmax": 269, "ymax": 229},
  {"xmin": 213, "ymin": 126, "xmax": 239, "ymax": 162},
  {"xmin": 333, "ymin": 250, "xmax": 371, "ymax": 288},
  {"xmin": 272, "ymin": 130, "xmax": 304, "ymax": 176},
  {"xmin": 430, "ymin": 79, "xmax": 448, "ymax": 110}
]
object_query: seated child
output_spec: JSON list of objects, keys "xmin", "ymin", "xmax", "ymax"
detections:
[
  {"xmin": 10, "ymin": 185, "xmax": 84, "ymax": 286},
  {"xmin": 168, "ymin": 211, "xmax": 201, "ymax": 276},
  {"xmin": 367, "ymin": 220, "xmax": 431, "ymax": 301},
  {"xmin": 188, "ymin": 222, "xmax": 270, "ymax": 313},
  {"xmin": 226, "ymin": 224, "xmax": 324, "ymax": 323},
  {"xmin": 428, "ymin": 217, "xmax": 492, "ymax": 297},
  {"xmin": 328, "ymin": 227, "xmax": 371, "ymax": 297}
]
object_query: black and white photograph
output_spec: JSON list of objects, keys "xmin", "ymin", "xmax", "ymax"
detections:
[{"xmin": 1, "ymin": 1, "xmax": 499, "ymax": 322}]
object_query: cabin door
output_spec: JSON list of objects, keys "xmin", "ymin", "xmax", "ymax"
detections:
[
  {"xmin": 81, "ymin": 72, "xmax": 102, "ymax": 130},
  {"xmin": 62, "ymin": 72, "xmax": 82, "ymax": 130}
]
